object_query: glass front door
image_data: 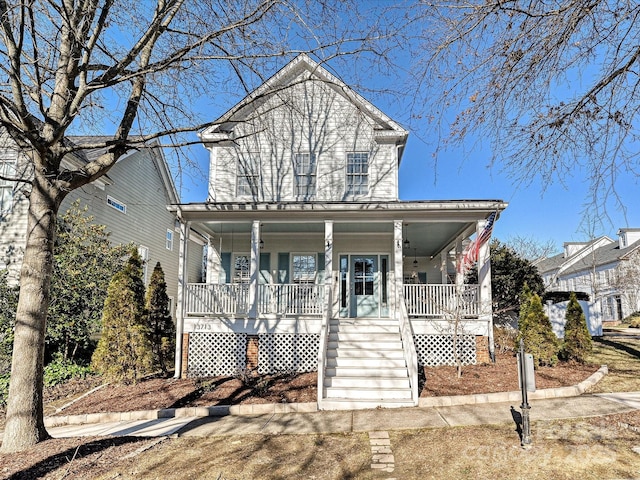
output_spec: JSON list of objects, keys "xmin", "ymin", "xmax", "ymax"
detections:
[{"xmin": 349, "ymin": 255, "xmax": 378, "ymax": 317}]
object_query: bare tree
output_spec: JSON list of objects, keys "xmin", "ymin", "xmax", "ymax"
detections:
[
  {"xmin": 0, "ymin": 0, "xmax": 395, "ymax": 452},
  {"xmin": 506, "ymin": 235, "xmax": 559, "ymax": 262},
  {"xmin": 407, "ymin": 1, "xmax": 640, "ymax": 218}
]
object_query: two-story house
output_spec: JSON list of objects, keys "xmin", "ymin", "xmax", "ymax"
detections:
[
  {"xmin": 0, "ymin": 133, "xmax": 205, "ymax": 309},
  {"xmin": 536, "ymin": 228, "xmax": 640, "ymax": 330},
  {"xmin": 171, "ymin": 55, "xmax": 507, "ymax": 409}
]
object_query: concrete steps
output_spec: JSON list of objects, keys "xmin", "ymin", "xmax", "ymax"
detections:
[{"xmin": 321, "ymin": 318, "xmax": 414, "ymax": 410}]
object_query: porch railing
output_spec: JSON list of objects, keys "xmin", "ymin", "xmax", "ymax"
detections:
[
  {"xmin": 185, "ymin": 283, "xmax": 324, "ymax": 316},
  {"xmin": 186, "ymin": 283, "xmax": 249, "ymax": 315},
  {"xmin": 403, "ymin": 284, "xmax": 479, "ymax": 318},
  {"xmin": 258, "ymin": 283, "xmax": 325, "ymax": 315}
]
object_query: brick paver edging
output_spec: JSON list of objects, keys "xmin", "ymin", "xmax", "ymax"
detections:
[{"xmin": 43, "ymin": 365, "xmax": 607, "ymax": 428}]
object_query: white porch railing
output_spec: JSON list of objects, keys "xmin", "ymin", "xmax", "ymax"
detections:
[
  {"xmin": 258, "ymin": 283, "xmax": 325, "ymax": 315},
  {"xmin": 403, "ymin": 284, "xmax": 479, "ymax": 318},
  {"xmin": 186, "ymin": 283, "xmax": 249, "ymax": 315},
  {"xmin": 185, "ymin": 283, "xmax": 324, "ymax": 316}
]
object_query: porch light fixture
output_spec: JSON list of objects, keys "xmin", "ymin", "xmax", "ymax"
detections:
[
  {"xmin": 403, "ymin": 224, "xmax": 410, "ymax": 250},
  {"xmin": 326, "ymin": 240, "xmax": 331, "ymax": 248},
  {"xmin": 413, "ymin": 248, "xmax": 418, "ymax": 267},
  {"xmin": 260, "ymin": 238, "xmax": 264, "ymax": 249}
]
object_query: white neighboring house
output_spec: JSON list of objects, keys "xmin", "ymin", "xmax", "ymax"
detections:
[
  {"xmin": 171, "ymin": 54, "xmax": 507, "ymax": 410},
  {"xmin": 535, "ymin": 228, "xmax": 640, "ymax": 331},
  {"xmin": 0, "ymin": 132, "xmax": 205, "ymax": 312}
]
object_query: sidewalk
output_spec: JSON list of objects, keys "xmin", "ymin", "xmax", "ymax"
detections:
[{"xmin": 45, "ymin": 391, "xmax": 640, "ymax": 440}]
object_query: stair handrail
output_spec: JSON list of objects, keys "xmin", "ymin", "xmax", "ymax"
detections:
[
  {"xmin": 317, "ymin": 286, "xmax": 332, "ymax": 409},
  {"xmin": 398, "ymin": 292, "xmax": 419, "ymax": 405}
]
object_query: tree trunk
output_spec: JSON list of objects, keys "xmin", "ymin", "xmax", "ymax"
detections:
[{"xmin": 1, "ymin": 174, "xmax": 61, "ymax": 452}]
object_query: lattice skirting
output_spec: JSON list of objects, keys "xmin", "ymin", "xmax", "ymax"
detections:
[
  {"xmin": 414, "ymin": 334, "xmax": 477, "ymax": 366},
  {"xmin": 187, "ymin": 332, "xmax": 247, "ymax": 377},
  {"xmin": 258, "ymin": 334, "xmax": 320, "ymax": 374},
  {"xmin": 186, "ymin": 332, "xmax": 319, "ymax": 377}
]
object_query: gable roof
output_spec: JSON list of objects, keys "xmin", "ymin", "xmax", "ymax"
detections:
[
  {"xmin": 67, "ymin": 136, "xmax": 179, "ymax": 204},
  {"xmin": 199, "ymin": 54, "xmax": 408, "ymax": 157},
  {"xmin": 537, "ymin": 235, "xmax": 640, "ymax": 278}
]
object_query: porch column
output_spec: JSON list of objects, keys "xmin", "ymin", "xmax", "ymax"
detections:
[
  {"xmin": 393, "ymin": 220, "xmax": 403, "ymax": 315},
  {"xmin": 248, "ymin": 220, "xmax": 260, "ymax": 319},
  {"xmin": 205, "ymin": 236, "xmax": 217, "ymax": 283},
  {"xmin": 455, "ymin": 236, "xmax": 464, "ymax": 286},
  {"xmin": 477, "ymin": 219, "xmax": 495, "ymax": 361},
  {"xmin": 441, "ymin": 250, "xmax": 448, "ymax": 284},
  {"xmin": 324, "ymin": 220, "xmax": 333, "ymax": 316},
  {"xmin": 174, "ymin": 217, "xmax": 190, "ymax": 378}
]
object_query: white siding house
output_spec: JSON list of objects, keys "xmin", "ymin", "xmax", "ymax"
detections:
[
  {"xmin": 536, "ymin": 228, "xmax": 640, "ymax": 331},
  {"xmin": 0, "ymin": 134, "xmax": 204, "ymax": 312},
  {"xmin": 172, "ymin": 55, "xmax": 507, "ymax": 410}
]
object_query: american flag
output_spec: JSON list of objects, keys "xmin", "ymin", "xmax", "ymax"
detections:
[{"xmin": 458, "ymin": 212, "xmax": 497, "ymax": 273}]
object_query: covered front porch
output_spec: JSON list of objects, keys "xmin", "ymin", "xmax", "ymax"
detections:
[{"xmin": 172, "ymin": 200, "xmax": 505, "ymax": 409}]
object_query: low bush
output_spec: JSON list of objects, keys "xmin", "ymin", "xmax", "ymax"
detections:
[
  {"xmin": 44, "ymin": 354, "xmax": 92, "ymax": 387},
  {"xmin": 0, "ymin": 372, "xmax": 9, "ymax": 409},
  {"xmin": 493, "ymin": 325, "xmax": 517, "ymax": 354},
  {"xmin": 625, "ymin": 312, "xmax": 640, "ymax": 328}
]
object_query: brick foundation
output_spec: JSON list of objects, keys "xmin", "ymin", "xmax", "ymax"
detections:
[
  {"xmin": 181, "ymin": 333, "xmax": 189, "ymax": 377},
  {"xmin": 246, "ymin": 335, "xmax": 259, "ymax": 371},
  {"xmin": 476, "ymin": 335, "xmax": 490, "ymax": 364}
]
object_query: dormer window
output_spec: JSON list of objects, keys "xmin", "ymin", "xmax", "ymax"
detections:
[
  {"xmin": 294, "ymin": 153, "xmax": 316, "ymax": 198},
  {"xmin": 346, "ymin": 152, "xmax": 369, "ymax": 196}
]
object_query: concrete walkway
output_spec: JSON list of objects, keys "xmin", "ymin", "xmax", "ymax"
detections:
[{"xmin": 45, "ymin": 392, "xmax": 640, "ymax": 439}]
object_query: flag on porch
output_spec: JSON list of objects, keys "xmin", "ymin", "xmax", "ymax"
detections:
[{"xmin": 458, "ymin": 211, "xmax": 497, "ymax": 274}]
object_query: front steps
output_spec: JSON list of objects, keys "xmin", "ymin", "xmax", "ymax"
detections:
[{"xmin": 321, "ymin": 318, "xmax": 415, "ymax": 410}]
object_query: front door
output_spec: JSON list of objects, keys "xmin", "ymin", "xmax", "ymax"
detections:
[{"xmin": 349, "ymin": 255, "xmax": 378, "ymax": 317}]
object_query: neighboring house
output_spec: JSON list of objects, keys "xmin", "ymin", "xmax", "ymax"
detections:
[
  {"xmin": 0, "ymin": 132, "xmax": 205, "ymax": 312},
  {"xmin": 536, "ymin": 228, "xmax": 640, "ymax": 332},
  {"xmin": 171, "ymin": 54, "xmax": 507, "ymax": 410}
]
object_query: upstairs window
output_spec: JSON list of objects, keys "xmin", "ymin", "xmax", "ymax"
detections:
[
  {"xmin": 346, "ymin": 152, "xmax": 369, "ymax": 196},
  {"xmin": 166, "ymin": 229, "xmax": 173, "ymax": 251},
  {"xmin": 236, "ymin": 155, "xmax": 260, "ymax": 197},
  {"xmin": 0, "ymin": 160, "xmax": 16, "ymax": 214},
  {"xmin": 294, "ymin": 153, "xmax": 316, "ymax": 198},
  {"xmin": 107, "ymin": 195, "xmax": 126, "ymax": 214}
]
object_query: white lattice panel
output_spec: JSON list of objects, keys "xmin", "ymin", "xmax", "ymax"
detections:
[
  {"xmin": 258, "ymin": 334, "xmax": 319, "ymax": 374},
  {"xmin": 188, "ymin": 332, "xmax": 247, "ymax": 377},
  {"xmin": 414, "ymin": 334, "xmax": 477, "ymax": 366}
]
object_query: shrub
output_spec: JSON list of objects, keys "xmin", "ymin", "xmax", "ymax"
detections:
[
  {"xmin": 517, "ymin": 288, "xmax": 560, "ymax": 367},
  {"xmin": 91, "ymin": 250, "xmax": 153, "ymax": 384},
  {"xmin": 43, "ymin": 354, "xmax": 92, "ymax": 387},
  {"xmin": 145, "ymin": 262, "xmax": 175, "ymax": 374},
  {"xmin": 0, "ymin": 373, "xmax": 9, "ymax": 409},
  {"xmin": 626, "ymin": 312, "xmax": 640, "ymax": 328},
  {"xmin": 493, "ymin": 325, "xmax": 517, "ymax": 354},
  {"xmin": 561, "ymin": 292, "xmax": 592, "ymax": 362}
]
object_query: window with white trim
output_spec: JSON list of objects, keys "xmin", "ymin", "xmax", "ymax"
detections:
[
  {"xmin": 0, "ymin": 160, "xmax": 16, "ymax": 215},
  {"xmin": 236, "ymin": 155, "xmax": 260, "ymax": 197},
  {"xmin": 138, "ymin": 245, "xmax": 149, "ymax": 284},
  {"xmin": 292, "ymin": 254, "xmax": 316, "ymax": 284},
  {"xmin": 107, "ymin": 195, "xmax": 126, "ymax": 214},
  {"xmin": 233, "ymin": 254, "xmax": 250, "ymax": 283},
  {"xmin": 294, "ymin": 153, "xmax": 316, "ymax": 198},
  {"xmin": 166, "ymin": 229, "xmax": 173, "ymax": 251},
  {"xmin": 346, "ymin": 152, "xmax": 369, "ymax": 196}
]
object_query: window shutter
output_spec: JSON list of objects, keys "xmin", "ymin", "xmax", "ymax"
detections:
[
  {"xmin": 259, "ymin": 252, "xmax": 271, "ymax": 284},
  {"xmin": 220, "ymin": 252, "xmax": 231, "ymax": 283},
  {"xmin": 278, "ymin": 253, "xmax": 289, "ymax": 284}
]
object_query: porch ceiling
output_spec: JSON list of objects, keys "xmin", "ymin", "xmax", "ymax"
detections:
[{"xmin": 175, "ymin": 200, "xmax": 507, "ymax": 257}]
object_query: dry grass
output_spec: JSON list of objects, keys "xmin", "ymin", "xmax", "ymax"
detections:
[{"xmin": 587, "ymin": 337, "xmax": 640, "ymax": 393}]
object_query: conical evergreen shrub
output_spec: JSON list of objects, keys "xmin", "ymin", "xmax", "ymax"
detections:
[
  {"xmin": 145, "ymin": 262, "xmax": 175, "ymax": 374},
  {"xmin": 517, "ymin": 290, "xmax": 560, "ymax": 367},
  {"xmin": 91, "ymin": 249, "xmax": 153, "ymax": 384},
  {"xmin": 561, "ymin": 292, "xmax": 592, "ymax": 362}
]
